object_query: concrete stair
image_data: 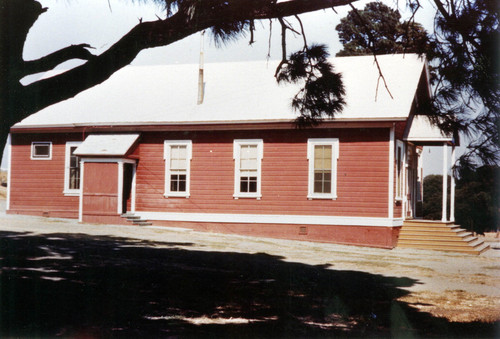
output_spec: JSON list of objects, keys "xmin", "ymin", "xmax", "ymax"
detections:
[
  {"xmin": 121, "ymin": 213, "xmax": 152, "ymax": 226},
  {"xmin": 397, "ymin": 220, "xmax": 490, "ymax": 255}
]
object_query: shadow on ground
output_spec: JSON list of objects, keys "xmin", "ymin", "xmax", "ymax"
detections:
[{"xmin": 0, "ymin": 231, "xmax": 497, "ymax": 338}]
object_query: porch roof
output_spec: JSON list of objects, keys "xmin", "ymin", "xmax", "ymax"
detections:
[
  {"xmin": 74, "ymin": 133, "xmax": 140, "ymax": 157},
  {"xmin": 404, "ymin": 115, "xmax": 456, "ymax": 146}
]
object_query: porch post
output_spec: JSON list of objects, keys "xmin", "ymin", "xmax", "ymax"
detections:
[
  {"xmin": 388, "ymin": 125, "xmax": 395, "ymax": 219},
  {"xmin": 118, "ymin": 161, "xmax": 124, "ymax": 215},
  {"xmin": 442, "ymin": 143, "xmax": 448, "ymax": 222},
  {"xmin": 79, "ymin": 161, "xmax": 84, "ymax": 222},
  {"xmin": 450, "ymin": 145, "xmax": 456, "ymax": 223}
]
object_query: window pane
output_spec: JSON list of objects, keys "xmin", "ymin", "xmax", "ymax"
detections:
[
  {"xmin": 170, "ymin": 175, "xmax": 178, "ymax": 192},
  {"xmin": 240, "ymin": 158, "xmax": 257, "ymax": 170},
  {"xmin": 33, "ymin": 143, "xmax": 50, "ymax": 158},
  {"xmin": 69, "ymin": 168, "xmax": 80, "ymax": 189},
  {"xmin": 170, "ymin": 145, "xmax": 187, "ymax": 170},
  {"xmin": 314, "ymin": 145, "xmax": 332, "ymax": 169},
  {"xmin": 240, "ymin": 176, "xmax": 257, "ymax": 193},
  {"xmin": 170, "ymin": 145, "xmax": 184, "ymax": 159},
  {"xmin": 170, "ymin": 174, "xmax": 186, "ymax": 192},
  {"xmin": 248, "ymin": 178, "xmax": 257, "ymax": 193},
  {"xmin": 314, "ymin": 170, "xmax": 332, "ymax": 194},
  {"xmin": 240, "ymin": 145, "xmax": 258, "ymax": 170},
  {"xmin": 240, "ymin": 179, "xmax": 249, "ymax": 193},
  {"xmin": 241, "ymin": 145, "xmax": 257, "ymax": 158},
  {"xmin": 171, "ymin": 159, "xmax": 186, "ymax": 170},
  {"xmin": 35, "ymin": 145, "xmax": 49, "ymax": 156},
  {"xmin": 178, "ymin": 175, "xmax": 186, "ymax": 192},
  {"xmin": 68, "ymin": 146, "xmax": 80, "ymax": 189}
]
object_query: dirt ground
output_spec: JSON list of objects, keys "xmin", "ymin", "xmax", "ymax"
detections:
[
  {"xmin": 0, "ymin": 170, "xmax": 6, "ymax": 199},
  {"xmin": 0, "ymin": 197, "xmax": 499, "ymax": 337}
]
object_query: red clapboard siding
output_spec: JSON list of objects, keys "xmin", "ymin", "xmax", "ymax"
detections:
[
  {"xmin": 134, "ymin": 128, "xmax": 390, "ymax": 218},
  {"xmin": 9, "ymin": 128, "xmax": 391, "ymax": 220},
  {"xmin": 8, "ymin": 133, "xmax": 84, "ymax": 218}
]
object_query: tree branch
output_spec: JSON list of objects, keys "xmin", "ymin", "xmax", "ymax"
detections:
[
  {"xmin": 22, "ymin": 44, "xmax": 95, "ymax": 77},
  {"xmin": 18, "ymin": 0, "xmax": 357, "ymax": 121}
]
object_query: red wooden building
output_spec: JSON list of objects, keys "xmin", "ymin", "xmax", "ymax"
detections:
[{"xmin": 6, "ymin": 54, "xmax": 457, "ymax": 249}]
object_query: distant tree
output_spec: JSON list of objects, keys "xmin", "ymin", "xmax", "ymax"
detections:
[
  {"xmin": 422, "ymin": 175, "xmax": 449, "ymax": 221},
  {"xmin": 455, "ymin": 166, "xmax": 500, "ymax": 234},
  {"xmin": 337, "ymin": 1, "xmax": 499, "ymax": 170},
  {"xmin": 418, "ymin": 0, "xmax": 499, "ymax": 168},
  {"xmin": 335, "ymin": 2, "xmax": 430, "ymax": 56}
]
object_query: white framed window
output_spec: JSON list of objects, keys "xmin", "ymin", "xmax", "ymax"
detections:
[
  {"xmin": 164, "ymin": 140, "xmax": 192, "ymax": 198},
  {"xmin": 307, "ymin": 138, "xmax": 339, "ymax": 200},
  {"xmin": 31, "ymin": 142, "xmax": 52, "ymax": 160},
  {"xmin": 233, "ymin": 139, "xmax": 263, "ymax": 199},
  {"xmin": 395, "ymin": 140, "xmax": 405, "ymax": 200},
  {"xmin": 64, "ymin": 142, "xmax": 82, "ymax": 195}
]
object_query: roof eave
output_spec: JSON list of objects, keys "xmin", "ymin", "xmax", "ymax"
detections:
[{"xmin": 11, "ymin": 116, "xmax": 408, "ymax": 132}]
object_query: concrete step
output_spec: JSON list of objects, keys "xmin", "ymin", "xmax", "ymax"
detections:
[
  {"xmin": 134, "ymin": 221, "xmax": 153, "ymax": 226},
  {"xmin": 397, "ymin": 241, "xmax": 490, "ymax": 255},
  {"xmin": 398, "ymin": 235, "xmax": 477, "ymax": 243},
  {"xmin": 403, "ymin": 220, "xmax": 455, "ymax": 227},
  {"xmin": 400, "ymin": 225, "xmax": 462, "ymax": 232},
  {"xmin": 397, "ymin": 246, "xmax": 487, "ymax": 255},
  {"xmin": 121, "ymin": 214, "xmax": 141, "ymax": 220},
  {"xmin": 397, "ymin": 220, "xmax": 490, "ymax": 255},
  {"xmin": 121, "ymin": 213, "xmax": 152, "ymax": 226},
  {"xmin": 398, "ymin": 230, "xmax": 473, "ymax": 239}
]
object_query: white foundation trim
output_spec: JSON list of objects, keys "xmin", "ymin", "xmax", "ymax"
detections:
[{"xmin": 136, "ymin": 211, "xmax": 404, "ymax": 227}]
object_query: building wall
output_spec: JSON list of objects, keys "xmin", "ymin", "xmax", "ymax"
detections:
[
  {"xmin": 135, "ymin": 128, "xmax": 390, "ymax": 218},
  {"xmin": 8, "ymin": 133, "xmax": 84, "ymax": 218},
  {"xmin": 8, "ymin": 127, "xmax": 397, "ymax": 247}
]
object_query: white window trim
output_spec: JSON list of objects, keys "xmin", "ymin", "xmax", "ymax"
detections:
[
  {"xmin": 164, "ymin": 140, "xmax": 192, "ymax": 198},
  {"xmin": 233, "ymin": 139, "xmax": 263, "ymax": 199},
  {"xmin": 395, "ymin": 140, "xmax": 405, "ymax": 201},
  {"xmin": 64, "ymin": 141, "xmax": 82, "ymax": 196},
  {"xmin": 31, "ymin": 141, "xmax": 52, "ymax": 160},
  {"xmin": 307, "ymin": 138, "xmax": 339, "ymax": 200}
]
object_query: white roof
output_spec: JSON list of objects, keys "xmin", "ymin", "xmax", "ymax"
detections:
[
  {"xmin": 405, "ymin": 115, "xmax": 453, "ymax": 143},
  {"xmin": 74, "ymin": 134, "xmax": 140, "ymax": 156},
  {"xmin": 15, "ymin": 54, "xmax": 427, "ymax": 128}
]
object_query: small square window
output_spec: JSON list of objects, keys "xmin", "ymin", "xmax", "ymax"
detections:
[{"xmin": 31, "ymin": 142, "xmax": 52, "ymax": 160}]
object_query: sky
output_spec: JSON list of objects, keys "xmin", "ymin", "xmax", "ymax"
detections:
[{"xmin": 2, "ymin": 0, "xmax": 450, "ymax": 175}]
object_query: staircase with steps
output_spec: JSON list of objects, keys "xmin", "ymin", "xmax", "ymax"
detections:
[
  {"xmin": 397, "ymin": 220, "xmax": 490, "ymax": 255},
  {"xmin": 121, "ymin": 213, "xmax": 152, "ymax": 226}
]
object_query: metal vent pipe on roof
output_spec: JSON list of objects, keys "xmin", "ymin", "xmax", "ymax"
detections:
[{"xmin": 197, "ymin": 31, "xmax": 205, "ymax": 105}]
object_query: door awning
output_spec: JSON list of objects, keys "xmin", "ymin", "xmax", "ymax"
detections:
[{"xmin": 74, "ymin": 134, "xmax": 140, "ymax": 157}]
